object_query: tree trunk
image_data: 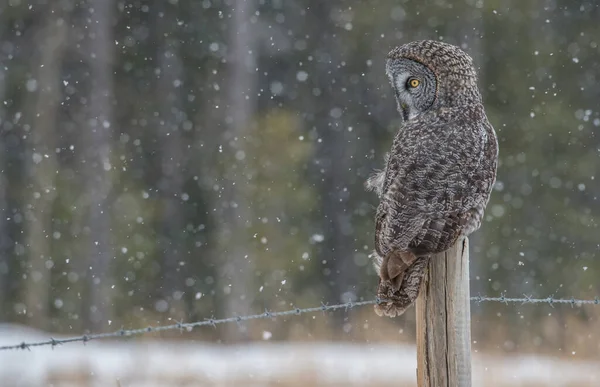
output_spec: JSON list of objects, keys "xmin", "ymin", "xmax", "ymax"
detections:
[
  {"xmin": 81, "ymin": 0, "xmax": 115, "ymax": 331},
  {"xmin": 0, "ymin": 22, "xmax": 10, "ymax": 320},
  {"xmin": 218, "ymin": 0, "xmax": 258, "ymax": 341},
  {"xmin": 155, "ymin": 1, "xmax": 186, "ymax": 319},
  {"xmin": 310, "ymin": 0, "xmax": 359, "ymax": 321},
  {"xmin": 22, "ymin": 12, "xmax": 67, "ymax": 329}
]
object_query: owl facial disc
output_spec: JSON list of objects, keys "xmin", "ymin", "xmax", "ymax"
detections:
[{"xmin": 386, "ymin": 58, "xmax": 437, "ymax": 121}]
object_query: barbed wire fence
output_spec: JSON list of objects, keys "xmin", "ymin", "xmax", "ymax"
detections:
[{"xmin": 1, "ymin": 294, "xmax": 598, "ymax": 351}]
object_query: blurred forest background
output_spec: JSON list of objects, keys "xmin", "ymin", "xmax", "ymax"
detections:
[{"xmin": 0, "ymin": 0, "xmax": 599, "ymax": 360}]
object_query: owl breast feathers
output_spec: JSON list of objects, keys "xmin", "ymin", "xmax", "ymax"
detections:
[{"xmin": 368, "ymin": 40, "xmax": 498, "ymax": 317}]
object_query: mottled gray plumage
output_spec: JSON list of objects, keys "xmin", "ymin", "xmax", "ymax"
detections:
[{"xmin": 367, "ymin": 40, "xmax": 498, "ymax": 317}]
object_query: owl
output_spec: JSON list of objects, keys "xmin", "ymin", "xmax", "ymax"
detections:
[{"xmin": 366, "ymin": 40, "xmax": 498, "ymax": 318}]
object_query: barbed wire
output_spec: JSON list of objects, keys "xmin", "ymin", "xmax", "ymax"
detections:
[
  {"xmin": 471, "ymin": 294, "xmax": 600, "ymax": 306},
  {"xmin": 0, "ymin": 299, "xmax": 378, "ymax": 351},
  {"xmin": 1, "ymin": 294, "xmax": 598, "ymax": 351}
]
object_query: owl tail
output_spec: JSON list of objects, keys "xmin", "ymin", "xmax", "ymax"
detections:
[{"xmin": 374, "ymin": 253, "xmax": 429, "ymax": 318}]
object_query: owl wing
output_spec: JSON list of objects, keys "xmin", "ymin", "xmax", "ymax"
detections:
[{"xmin": 375, "ymin": 113, "xmax": 492, "ymax": 257}]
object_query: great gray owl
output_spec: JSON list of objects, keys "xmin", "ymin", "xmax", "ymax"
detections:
[{"xmin": 366, "ymin": 40, "xmax": 498, "ymax": 317}]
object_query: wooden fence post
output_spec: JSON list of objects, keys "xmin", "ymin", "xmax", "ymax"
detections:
[{"xmin": 416, "ymin": 237, "xmax": 471, "ymax": 387}]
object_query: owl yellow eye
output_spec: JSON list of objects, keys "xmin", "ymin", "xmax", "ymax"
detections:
[{"xmin": 407, "ymin": 78, "xmax": 420, "ymax": 88}]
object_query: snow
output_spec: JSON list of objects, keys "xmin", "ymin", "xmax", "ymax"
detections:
[{"xmin": 0, "ymin": 324, "xmax": 598, "ymax": 386}]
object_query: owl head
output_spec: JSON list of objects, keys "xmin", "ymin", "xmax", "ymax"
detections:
[{"xmin": 386, "ymin": 40, "xmax": 481, "ymax": 122}]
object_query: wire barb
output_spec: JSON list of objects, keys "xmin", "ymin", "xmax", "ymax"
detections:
[{"xmin": 1, "ymin": 295, "xmax": 598, "ymax": 351}]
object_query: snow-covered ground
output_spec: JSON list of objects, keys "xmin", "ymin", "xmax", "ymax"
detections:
[{"xmin": 0, "ymin": 324, "xmax": 597, "ymax": 387}]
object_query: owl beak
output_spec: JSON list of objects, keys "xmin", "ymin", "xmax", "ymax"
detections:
[{"xmin": 400, "ymin": 103, "xmax": 410, "ymax": 122}]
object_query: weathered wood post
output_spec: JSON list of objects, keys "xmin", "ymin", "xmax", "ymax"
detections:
[{"xmin": 416, "ymin": 237, "xmax": 471, "ymax": 387}]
